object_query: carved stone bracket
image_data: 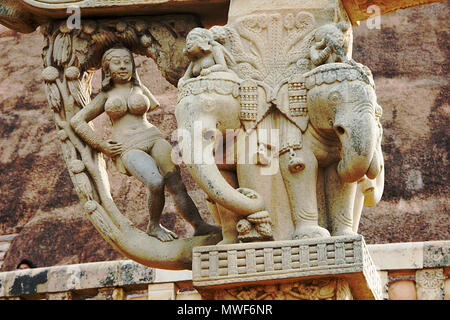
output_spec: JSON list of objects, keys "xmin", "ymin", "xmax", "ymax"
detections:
[
  {"xmin": 193, "ymin": 235, "xmax": 383, "ymax": 300},
  {"xmin": 40, "ymin": 15, "xmax": 223, "ymax": 270},
  {"xmin": 3, "ymin": 0, "xmax": 445, "ymax": 280}
]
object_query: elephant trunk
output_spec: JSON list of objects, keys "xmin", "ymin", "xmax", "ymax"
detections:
[
  {"xmin": 335, "ymin": 116, "xmax": 379, "ymax": 183},
  {"xmin": 186, "ymin": 161, "xmax": 266, "ymax": 215},
  {"xmin": 176, "ymin": 109, "xmax": 266, "ymax": 216}
]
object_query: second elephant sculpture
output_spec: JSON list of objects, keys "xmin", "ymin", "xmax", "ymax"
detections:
[{"xmin": 175, "ymin": 24, "xmax": 384, "ymax": 244}]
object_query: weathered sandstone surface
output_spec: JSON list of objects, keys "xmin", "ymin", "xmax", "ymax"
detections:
[{"xmin": 0, "ymin": 2, "xmax": 448, "ymax": 271}]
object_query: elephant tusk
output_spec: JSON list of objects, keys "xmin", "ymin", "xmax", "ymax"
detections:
[{"xmin": 366, "ymin": 150, "xmax": 381, "ymax": 180}]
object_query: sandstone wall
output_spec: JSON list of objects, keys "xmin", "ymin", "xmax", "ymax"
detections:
[{"xmin": 0, "ymin": 2, "xmax": 448, "ymax": 271}]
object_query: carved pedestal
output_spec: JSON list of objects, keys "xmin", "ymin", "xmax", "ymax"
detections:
[{"xmin": 193, "ymin": 235, "xmax": 382, "ymax": 300}]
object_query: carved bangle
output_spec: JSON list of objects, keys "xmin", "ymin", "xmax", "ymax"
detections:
[{"xmin": 73, "ymin": 122, "xmax": 103, "ymax": 152}]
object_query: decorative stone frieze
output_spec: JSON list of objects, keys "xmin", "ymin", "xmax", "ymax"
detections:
[
  {"xmin": 424, "ymin": 241, "xmax": 450, "ymax": 268},
  {"xmin": 416, "ymin": 268, "xmax": 445, "ymax": 300},
  {"xmin": 211, "ymin": 277, "xmax": 354, "ymax": 300},
  {"xmin": 0, "ymin": 260, "xmax": 155, "ymax": 298}
]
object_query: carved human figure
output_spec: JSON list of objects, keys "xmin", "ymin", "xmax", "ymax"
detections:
[
  {"xmin": 71, "ymin": 47, "xmax": 219, "ymax": 241},
  {"xmin": 176, "ymin": 28, "xmax": 270, "ymax": 244},
  {"xmin": 309, "ymin": 22, "xmax": 351, "ymax": 67},
  {"xmin": 180, "ymin": 27, "xmax": 236, "ymax": 81}
]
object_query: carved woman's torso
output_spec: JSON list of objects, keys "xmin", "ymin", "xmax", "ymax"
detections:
[
  {"xmin": 104, "ymin": 85, "xmax": 154, "ymax": 139},
  {"xmin": 105, "ymin": 86, "xmax": 150, "ymax": 118}
]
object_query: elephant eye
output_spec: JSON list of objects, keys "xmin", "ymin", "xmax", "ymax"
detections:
[{"xmin": 328, "ymin": 91, "xmax": 343, "ymax": 106}]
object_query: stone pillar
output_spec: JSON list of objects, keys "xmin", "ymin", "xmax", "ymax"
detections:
[
  {"xmin": 416, "ymin": 268, "xmax": 445, "ymax": 300},
  {"xmin": 192, "ymin": 235, "xmax": 382, "ymax": 300}
]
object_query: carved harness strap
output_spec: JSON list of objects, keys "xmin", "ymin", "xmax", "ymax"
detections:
[
  {"xmin": 288, "ymin": 75, "xmax": 307, "ymax": 118},
  {"xmin": 239, "ymin": 79, "xmax": 259, "ymax": 127}
]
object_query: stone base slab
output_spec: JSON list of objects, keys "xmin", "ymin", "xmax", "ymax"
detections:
[{"xmin": 193, "ymin": 235, "xmax": 382, "ymax": 300}]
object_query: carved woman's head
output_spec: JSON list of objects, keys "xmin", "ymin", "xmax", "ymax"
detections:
[
  {"xmin": 101, "ymin": 46, "xmax": 141, "ymax": 91},
  {"xmin": 184, "ymin": 28, "xmax": 214, "ymax": 59}
]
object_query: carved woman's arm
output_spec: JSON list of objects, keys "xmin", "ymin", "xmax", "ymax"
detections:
[
  {"xmin": 204, "ymin": 43, "xmax": 231, "ymax": 75},
  {"xmin": 211, "ymin": 43, "xmax": 228, "ymax": 67},
  {"xmin": 70, "ymin": 92, "xmax": 123, "ymax": 158},
  {"xmin": 197, "ymin": 44, "xmax": 231, "ymax": 77}
]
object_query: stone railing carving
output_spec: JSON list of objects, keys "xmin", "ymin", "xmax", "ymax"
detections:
[
  {"xmin": 1, "ymin": 241, "xmax": 448, "ymax": 300},
  {"xmin": 40, "ymin": 14, "xmax": 223, "ymax": 271}
]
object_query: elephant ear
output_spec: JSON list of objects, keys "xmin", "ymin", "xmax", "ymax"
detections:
[{"xmin": 287, "ymin": 74, "xmax": 309, "ymax": 132}]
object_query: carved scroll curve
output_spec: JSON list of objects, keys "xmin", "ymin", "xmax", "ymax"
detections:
[{"xmin": 41, "ymin": 16, "xmax": 221, "ymax": 270}]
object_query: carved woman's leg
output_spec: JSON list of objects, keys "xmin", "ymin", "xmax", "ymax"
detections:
[
  {"xmin": 121, "ymin": 149, "xmax": 178, "ymax": 241},
  {"xmin": 151, "ymin": 139, "xmax": 221, "ymax": 236}
]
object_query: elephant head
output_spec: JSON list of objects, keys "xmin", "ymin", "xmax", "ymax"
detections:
[
  {"xmin": 305, "ymin": 63, "xmax": 382, "ymax": 183},
  {"xmin": 175, "ymin": 72, "xmax": 266, "ymax": 216}
]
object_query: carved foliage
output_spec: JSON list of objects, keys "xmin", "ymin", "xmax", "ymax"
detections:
[
  {"xmin": 415, "ymin": 268, "xmax": 445, "ymax": 300},
  {"xmin": 40, "ymin": 15, "xmax": 200, "ymax": 257},
  {"xmin": 41, "ymin": 14, "xmax": 197, "ymax": 198},
  {"xmin": 222, "ymin": 12, "xmax": 316, "ymax": 88},
  {"xmin": 236, "ymin": 210, "xmax": 273, "ymax": 242},
  {"xmin": 212, "ymin": 277, "xmax": 353, "ymax": 300},
  {"xmin": 42, "ymin": 15, "xmax": 196, "ymax": 86}
]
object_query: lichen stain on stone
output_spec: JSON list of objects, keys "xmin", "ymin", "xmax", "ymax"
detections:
[
  {"xmin": 119, "ymin": 263, "xmax": 140, "ymax": 284},
  {"xmin": 100, "ymin": 269, "xmax": 116, "ymax": 287},
  {"xmin": 10, "ymin": 270, "xmax": 48, "ymax": 296}
]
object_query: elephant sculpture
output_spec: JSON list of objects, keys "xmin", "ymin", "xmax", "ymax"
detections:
[
  {"xmin": 301, "ymin": 63, "xmax": 384, "ymax": 237},
  {"xmin": 175, "ymin": 25, "xmax": 384, "ymax": 244}
]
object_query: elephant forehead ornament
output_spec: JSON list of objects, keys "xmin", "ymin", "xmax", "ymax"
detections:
[{"xmin": 175, "ymin": 20, "xmax": 384, "ymax": 243}]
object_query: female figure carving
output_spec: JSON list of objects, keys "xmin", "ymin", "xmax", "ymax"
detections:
[
  {"xmin": 71, "ymin": 46, "xmax": 219, "ymax": 241},
  {"xmin": 180, "ymin": 27, "xmax": 236, "ymax": 81}
]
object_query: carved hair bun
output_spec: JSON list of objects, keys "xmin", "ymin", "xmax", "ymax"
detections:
[{"xmin": 42, "ymin": 66, "xmax": 59, "ymax": 82}]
